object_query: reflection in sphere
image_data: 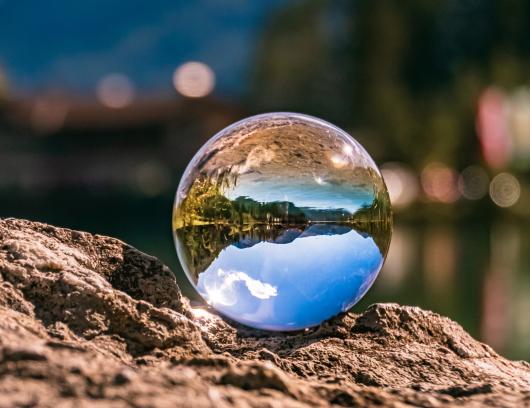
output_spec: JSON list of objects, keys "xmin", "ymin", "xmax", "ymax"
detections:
[{"xmin": 173, "ymin": 113, "xmax": 392, "ymax": 330}]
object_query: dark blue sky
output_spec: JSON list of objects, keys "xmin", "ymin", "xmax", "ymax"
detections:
[{"xmin": 0, "ymin": 0, "xmax": 283, "ymax": 97}]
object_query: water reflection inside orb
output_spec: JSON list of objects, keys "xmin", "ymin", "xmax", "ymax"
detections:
[{"xmin": 173, "ymin": 113, "xmax": 392, "ymax": 330}]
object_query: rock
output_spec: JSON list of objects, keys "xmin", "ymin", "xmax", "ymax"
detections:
[{"xmin": 0, "ymin": 218, "xmax": 528, "ymax": 407}]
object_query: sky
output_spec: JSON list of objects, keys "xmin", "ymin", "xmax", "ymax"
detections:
[
  {"xmin": 196, "ymin": 227, "xmax": 383, "ymax": 330},
  {"xmin": 0, "ymin": 0, "xmax": 284, "ymax": 97}
]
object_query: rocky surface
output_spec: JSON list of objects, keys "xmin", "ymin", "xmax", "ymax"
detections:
[{"xmin": 0, "ymin": 218, "xmax": 529, "ymax": 407}]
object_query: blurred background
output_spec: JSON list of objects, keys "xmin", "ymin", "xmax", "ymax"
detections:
[{"xmin": 0, "ymin": 0, "xmax": 529, "ymax": 360}]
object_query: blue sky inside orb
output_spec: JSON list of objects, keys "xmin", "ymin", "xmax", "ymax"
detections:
[{"xmin": 196, "ymin": 226, "xmax": 383, "ymax": 331}]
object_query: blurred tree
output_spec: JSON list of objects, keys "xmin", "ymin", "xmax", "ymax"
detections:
[
  {"xmin": 250, "ymin": 0, "xmax": 354, "ymax": 123},
  {"xmin": 250, "ymin": 0, "xmax": 530, "ymax": 171}
]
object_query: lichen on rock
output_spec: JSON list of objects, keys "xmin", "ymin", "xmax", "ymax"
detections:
[{"xmin": 0, "ymin": 218, "xmax": 529, "ymax": 407}]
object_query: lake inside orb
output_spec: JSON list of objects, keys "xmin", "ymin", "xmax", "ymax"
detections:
[{"xmin": 175, "ymin": 223, "xmax": 384, "ymax": 331}]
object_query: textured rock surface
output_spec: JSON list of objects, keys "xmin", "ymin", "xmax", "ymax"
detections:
[{"xmin": 0, "ymin": 218, "xmax": 528, "ymax": 407}]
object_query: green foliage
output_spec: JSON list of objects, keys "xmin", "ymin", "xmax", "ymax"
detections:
[{"xmin": 251, "ymin": 0, "xmax": 530, "ymax": 169}]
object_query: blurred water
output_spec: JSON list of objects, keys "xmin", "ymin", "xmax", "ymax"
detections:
[
  {"xmin": 180, "ymin": 225, "xmax": 383, "ymax": 330},
  {"xmin": 359, "ymin": 220, "xmax": 530, "ymax": 362},
  {"xmin": 1, "ymin": 193, "xmax": 528, "ymax": 361}
]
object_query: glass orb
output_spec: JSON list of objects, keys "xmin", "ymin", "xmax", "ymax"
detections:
[{"xmin": 173, "ymin": 113, "xmax": 392, "ymax": 331}]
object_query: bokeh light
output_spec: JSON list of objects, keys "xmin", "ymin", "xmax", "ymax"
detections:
[
  {"xmin": 173, "ymin": 62, "xmax": 215, "ymax": 98},
  {"xmin": 30, "ymin": 97, "xmax": 69, "ymax": 135},
  {"xmin": 424, "ymin": 225, "xmax": 455, "ymax": 297},
  {"xmin": 458, "ymin": 165, "xmax": 489, "ymax": 200},
  {"xmin": 135, "ymin": 161, "xmax": 171, "ymax": 197},
  {"xmin": 379, "ymin": 227, "xmax": 415, "ymax": 290},
  {"xmin": 508, "ymin": 87, "xmax": 530, "ymax": 167},
  {"xmin": 96, "ymin": 73, "xmax": 135, "ymax": 108},
  {"xmin": 476, "ymin": 88, "xmax": 511, "ymax": 169},
  {"xmin": 481, "ymin": 223, "xmax": 519, "ymax": 350},
  {"xmin": 381, "ymin": 162, "xmax": 419, "ymax": 208},
  {"xmin": 489, "ymin": 173, "xmax": 520, "ymax": 208},
  {"xmin": 421, "ymin": 163, "xmax": 460, "ymax": 203}
]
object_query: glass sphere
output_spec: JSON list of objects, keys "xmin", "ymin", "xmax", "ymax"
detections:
[{"xmin": 173, "ymin": 113, "xmax": 392, "ymax": 331}]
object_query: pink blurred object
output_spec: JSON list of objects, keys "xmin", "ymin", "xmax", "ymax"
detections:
[{"xmin": 476, "ymin": 88, "xmax": 511, "ymax": 169}]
